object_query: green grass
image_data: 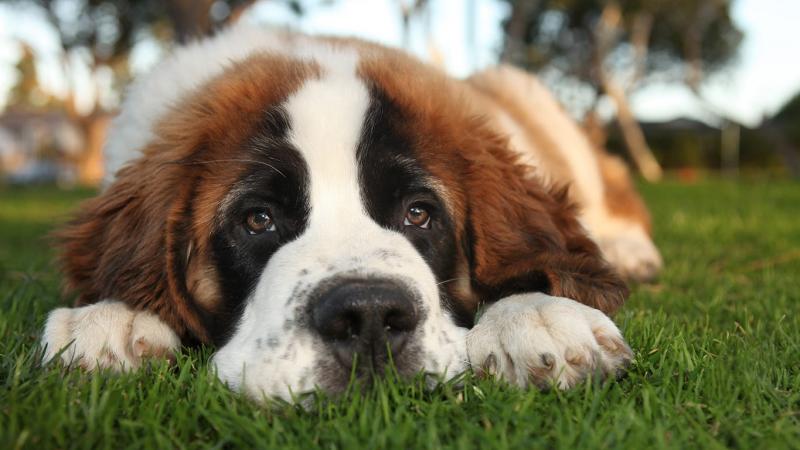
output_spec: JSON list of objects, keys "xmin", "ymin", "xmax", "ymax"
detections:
[{"xmin": 1, "ymin": 179, "xmax": 799, "ymax": 449}]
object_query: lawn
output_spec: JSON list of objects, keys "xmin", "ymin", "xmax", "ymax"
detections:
[{"xmin": 1, "ymin": 179, "xmax": 798, "ymax": 449}]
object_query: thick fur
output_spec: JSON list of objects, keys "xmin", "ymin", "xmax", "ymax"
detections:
[{"xmin": 41, "ymin": 25, "xmax": 652, "ymax": 401}]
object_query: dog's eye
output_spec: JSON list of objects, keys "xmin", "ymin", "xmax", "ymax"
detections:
[
  {"xmin": 244, "ymin": 209, "xmax": 276, "ymax": 235},
  {"xmin": 403, "ymin": 205, "xmax": 431, "ymax": 229}
]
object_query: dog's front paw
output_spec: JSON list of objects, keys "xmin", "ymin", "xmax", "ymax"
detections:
[
  {"xmin": 42, "ymin": 300, "xmax": 180, "ymax": 371},
  {"xmin": 466, "ymin": 293, "xmax": 632, "ymax": 389}
]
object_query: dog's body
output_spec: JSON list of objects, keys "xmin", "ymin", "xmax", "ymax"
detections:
[{"xmin": 42, "ymin": 26, "xmax": 659, "ymax": 401}]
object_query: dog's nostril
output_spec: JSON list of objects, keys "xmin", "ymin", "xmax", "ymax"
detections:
[
  {"xmin": 311, "ymin": 279, "xmax": 419, "ymax": 367},
  {"xmin": 385, "ymin": 309, "xmax": 416, "ymax": 332},
  {"xmin": 346, "ymin": 311, "xmax": 362, "ymax": 336},
  {"xmin": 325, "ymin": 311, "xmax": 359, "ymax": 341}
]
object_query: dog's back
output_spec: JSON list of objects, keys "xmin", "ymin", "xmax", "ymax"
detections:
[{"xmin": 467, "ymin": 65, "xmax": 662, "ymax": 281}]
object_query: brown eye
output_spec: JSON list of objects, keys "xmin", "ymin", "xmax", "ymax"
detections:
[
  {"xmin": 404, "ymin": 205, "xmax": 431, "ymax": 229},
  {"xmin": 245, "ymin": 209, "xmax": 275, "ymax": 235}
]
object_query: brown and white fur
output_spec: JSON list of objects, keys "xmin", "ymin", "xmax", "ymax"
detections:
[{"xmin": 41, "ymin": 25, "xmax": 658, "ymax": 402}]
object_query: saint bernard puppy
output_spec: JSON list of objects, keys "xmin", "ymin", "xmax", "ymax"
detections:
[{"xmin": 42, "ymin": 25, "xmax": 662, "ymax": 401}]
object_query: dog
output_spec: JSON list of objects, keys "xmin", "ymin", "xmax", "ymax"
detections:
[{"xmin": 41, "ymin": 25, "xmax": 661, "ymax": 401}]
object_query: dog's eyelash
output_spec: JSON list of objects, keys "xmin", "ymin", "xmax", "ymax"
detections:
[{"xmin": 168, "ymin": 159, "xmax": 287, "ymax": 178}]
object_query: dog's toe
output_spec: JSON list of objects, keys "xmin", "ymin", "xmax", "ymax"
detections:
[
  {"xmin": 466, "ymin": 293, "xmax": 632, "ymax": 389},
  {"xmin": 42, "ymin": 301, "xmax": 179, "ymax": 371}
]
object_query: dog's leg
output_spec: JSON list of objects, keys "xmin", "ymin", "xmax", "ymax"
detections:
[
  {"xmin": 595, "ymin": 233, "xmax": 662, "ymax": 282},
  {"xmin": 589, "ymin": 218, "xmax": 663, "ymax": 282},
  {"xmin": 466, "ymin": 293, "xmax": 633, "ymax": 389},
  {"xmin": 42, "ymin": 300, "xmax": 180, "ymax": 371}
]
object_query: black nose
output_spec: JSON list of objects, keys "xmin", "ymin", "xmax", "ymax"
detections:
[{"xmin": 311, "ymin": 279, "xmax": 419, "ymax": 370}]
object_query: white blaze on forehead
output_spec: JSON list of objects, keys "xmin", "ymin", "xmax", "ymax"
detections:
[{"xmin": 285, "ymin": 50, "xmax": 370, "ymax": 228}]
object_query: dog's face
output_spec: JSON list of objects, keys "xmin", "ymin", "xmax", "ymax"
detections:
[
  {"xmin": 208, "ymin": 54, "xmax": 471, "ymax": 398},
  {"xmin": 58, "ymin": 39, "xmax": 626, "ymax": 400}
]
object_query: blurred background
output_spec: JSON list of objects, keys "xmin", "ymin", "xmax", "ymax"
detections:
[{"xmin": 0, "ymin": 0, "xmax": 798, "ymax": 186}]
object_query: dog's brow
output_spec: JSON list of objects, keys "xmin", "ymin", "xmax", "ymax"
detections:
[{"xmin": 170, "ymin": 159, "xmax": 287, "ymax": 178}]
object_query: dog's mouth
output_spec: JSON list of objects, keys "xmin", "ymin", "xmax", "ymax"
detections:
[{"xmin": 209, "ymin": 243, "xmax": 466, "ymax": 399}]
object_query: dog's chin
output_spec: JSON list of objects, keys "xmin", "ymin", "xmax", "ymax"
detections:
[{"xmin": 211, "ymin": 326, "xmax": 469, "ymax": 403}]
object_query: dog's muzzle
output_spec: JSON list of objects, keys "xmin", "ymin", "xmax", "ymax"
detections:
[{"xmin": 311, "ymin": 278, "xmax": 419, "ymax": 372}]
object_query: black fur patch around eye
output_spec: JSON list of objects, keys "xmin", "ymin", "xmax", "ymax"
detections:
[
  {"xmin": 207, "ymin": 106, "xmax": 310, "ymax": 345},
  {"xmin": 356, "ymin": 85, "xmax": 463, "ymax": 323}
]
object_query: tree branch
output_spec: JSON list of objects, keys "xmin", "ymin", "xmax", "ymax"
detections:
[
  {"xmin": 594, "ymin": 2, "xmax": 663, "ymax": 181},
  {"xmin": 501, "ymin": 0, "xmax": 539, "ymax": 63},
  {"xmin": 628, "ymin": 11, "xmax": 653, "ymax": 89}
]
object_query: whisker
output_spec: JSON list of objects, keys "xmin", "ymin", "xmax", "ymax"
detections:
[
  {"xmin": 436, "ymin": 277, "xmax": 470, "ymax": 286},
  {"xmin": 167, "ymin": 159, "xmax": 287, "ymax": 178}
]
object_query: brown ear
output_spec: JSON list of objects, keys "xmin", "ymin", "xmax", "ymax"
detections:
[
  {"xmin": 54, "ymin": 154, "xmax": 210, "ymax": 343},
  {"xmin": 463, "ymin": 141, "xmax": 628, "ymax": 316}
]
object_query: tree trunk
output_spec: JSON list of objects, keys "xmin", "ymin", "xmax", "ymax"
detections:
[
  {"xmin": 75, "ymin": 113, "xmax": 111, "ymax": 186},
  {"xmin": 501, "ymin": 0, "xmax": 539, "ymax": 63},
  {"xmin": 166, "ymin": 0, "xmax": 216, "ymax": 43},
  {"xmin": 594, "ymin": 3, "xmax": 663, "ymax": 182},
  {"xmin": 602, "ymin": 77, "xmax": 663, "ymax": 181},
  {"xmin": 228, "ymin": 0, "xmax": 258, "ymax": 24}
]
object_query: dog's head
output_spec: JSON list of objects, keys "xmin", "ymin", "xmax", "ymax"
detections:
[{"xmin": 58, "ymin": 33, "xmax": 626, "ymax": 400}]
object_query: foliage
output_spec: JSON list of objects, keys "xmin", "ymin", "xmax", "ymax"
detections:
[
  {"xmin": 6, "ymin": 44, "xmax": 66, "ymax": 111},
  {"xmin": 499, "ymin": 0, "xmax": 743, "ymax": 94},
  {"xmin": 604, "ymin": 120, "xmax": 787, "ymax": 171},
  {"xmin": 497, "ymin": 0, "xmax": 745, "ymax": 180},
  {"xmin": 0, "ymin": 0, "xmax": 311, "ymax": 113},
  {"xmin": 4, "ymin": 0, "xmax": 245, "ymax": 59},
  {"xmin": 773, "ymin": 91, "xmax": 800, "ymax": 143},
  {"xmin": 1, "ymin": 180, "xmax": 799, "ymax": 449}
]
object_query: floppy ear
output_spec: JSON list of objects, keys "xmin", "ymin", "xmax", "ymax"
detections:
[
  {"xmin": 463, "ymin": 142, "xmax": 628, "ymax": 316},
  {"xmin": 54, "ymin": 152, "xmax": 211, "ymax": 343}
]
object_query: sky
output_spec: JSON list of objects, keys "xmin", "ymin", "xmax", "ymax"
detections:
[{"xmin": 1, "ymin": 0, "xmax": 800, "ymax": 127}]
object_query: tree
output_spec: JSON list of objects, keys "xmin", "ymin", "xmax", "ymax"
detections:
[
  {"xmin": 1, "ymin": 0, "xmax": 327, "ymax": 184},
  {"xmin": 1, "ymin": 0, "xmax": 267, "ymax": 114},
  {"xmin": 2, "ymin": 0, "xmax": 324, "ymax": 111},
  {"xmin": 7, "ymin": 43, "xmax": 61, "ymax": 110},
  {"xmin": 499, "ymin": 0, "xmax": 743, "ymax": 180}
]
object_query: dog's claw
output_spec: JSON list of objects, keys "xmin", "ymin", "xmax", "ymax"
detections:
[
  {"xmin": 540, "ymin": 352, "xmax": 555, "ymax": 370},
  {"xmin": 480, "ymin": 353, "xmax": 498, "ymax": 377}
]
